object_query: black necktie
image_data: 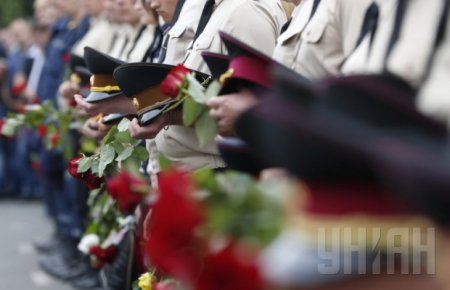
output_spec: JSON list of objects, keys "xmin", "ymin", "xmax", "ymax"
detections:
[
  {"xmin": 193, "ymin": 0, "xmax": 215, "ymax": 42},
  {"xmin": 156, "ymin": 26, "xmax": 172, "ymax": 63},
  {"xmin": 280, "ymin": 18, "xmax": 292, "ymax": 34},
  {"xmin": 309, "ymin": 0, "xmax": 322, "ymax": 20},
  {"xmin": 282, "ymin": 0, "xmax": 322, "ymax": 34},
  {"xmin": 355, "ymin": 2, "xmax": 379, "ymax": 49}
]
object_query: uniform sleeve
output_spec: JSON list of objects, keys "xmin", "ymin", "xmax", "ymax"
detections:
[{"xmin": 220, "ymin": 1, "xmax": 280, "ymax": 56}]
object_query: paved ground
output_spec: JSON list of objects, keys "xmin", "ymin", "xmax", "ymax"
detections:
[{"xmin": 0, "ymin": 200, "xmax": 73, "ymax": 290}]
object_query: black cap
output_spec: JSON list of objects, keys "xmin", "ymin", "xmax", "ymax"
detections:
[
  {"xmin": 201, "ymin": 52, "xmax": 230, "ymax": 80},
  {"xmin": 102, "ymin": 113, "xmax": 134, "ymax": 125},
  {"xmin": 216, "ymin": 137, "xmax": 268, "ymax": 176},
  {"xmin": 218, "ymin": 31, "xmax": 275, "ymax": 95},
  {"xmin": 83, "ymin": 47, "xmax": 125, "ymax": 103},
  {"xmin": 114, "ymin": 62, "xmax": 210, "ymax": 126},
  {"xmin": 236, "ymin": 72, "xmax": 450, "ymax": 225},
  {"xmin": 69, "ymin": 54, "xmax": 86, "ymax": 71}
]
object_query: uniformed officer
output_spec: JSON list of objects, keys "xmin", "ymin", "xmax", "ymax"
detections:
[
  {"xmin": 273, "ymin": 0, "xmax": 373, "ymax": 78},
  {"xmin": 149, "ymin": 0, "xmax": 286, "ymax": 171},
  {"xmin": 126, "ymin": 0, "xmax": 287, "ymax": 183},
  {"xmin": 207, "ymin": 0, "xmax": 372, "ymax": 144},
  {"xmin": 37, "ymin": 0, "xmax": 90, "ymax": 281},
  {"xmin": 234, "ymin": 63, "xmax": 444, "ymax": 290},
  {"xmin": 156, "ymin": 0, "xmax": 208, "ymax": 65},
  {"xmin": 341, "ymin": 0, "xmax": 450, "ymax": 126}
]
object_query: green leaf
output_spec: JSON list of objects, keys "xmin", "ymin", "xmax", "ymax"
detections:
[
  {"xmin": 205, "ymin": 80, "xmax": 222, "ymax": 99},
  {"xmin": 91, "ymin": 159, "xmax": 100, "ymax": 175},
  {"xmin": 187, "ymin": 74, "xmax": 207, "ymax": 104},
  {"xmin": 195, "ymin": 110, "xmax": 218, "ymax": 147},
  {"xmin": 114, "ymin": 131, "xmax": 132, "ymax": 143},
  {"xmin": 158, "ymin": 154, "xmax": 172, "ymax": 171},
  {"xmin": 163, "ymin": 95, "xmax": 186, "ymax": 113},
  {"xmin": 111, "ymin": 141, "xmax": 125, "ymax": 155},
  {"xmin": 77, "ymin": 157, "xmax": 93, "ymax": 173},
  {"xmin": 41, "ymin": 100, "xmax": 55, "ymax": 113},
  {"xmin": 183, "ymin": 97, "xmax": 205, "ymax": 126},
  {"xmin": 81, "ymin": 137, "xmax": 98, "ymax": 154},
  {"xmin": 98, "ymin": 144, "xmax": 116, "ymax": 177},
  {"xmin": 102, "ymin": 126, "xmax": 118, "ymax": 144},
  {"xmin": 131, "ymin": 146, "xmax": 149, "ymax": 161},
  {"xmin": 117, "ymin": 118, "xmax": 131, "ymax": 132},
  {"xmin": 132, "ymin": 279, "xmax": 141, "ymax": 290},
  {"xmin": 85, "ymin": 222, "xmax": 99, "ymax": 234},
  {"xmin": 116, "ymin": 146, "xmax": 134, "ymax": 161}
]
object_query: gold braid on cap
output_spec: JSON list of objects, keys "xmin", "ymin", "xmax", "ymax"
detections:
[
  {"xmin": 70, "ymin": 73, "xmax": 81, "ymax": 85},
  {"xmin": 90, "ymin": 85, "xmax": 121, "ymax": 92},
  {"xmin": 219, "ymin": 68, "xmax": 235, "ymax": 84}
]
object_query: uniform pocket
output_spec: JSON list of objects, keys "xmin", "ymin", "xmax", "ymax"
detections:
[
  {"xmin": 302, "ymin": 20, "xmax": 327, "ymax": 43},
  {"xmin": 192, "ymin": 35, "xmax": 214, "ymax": 51}
]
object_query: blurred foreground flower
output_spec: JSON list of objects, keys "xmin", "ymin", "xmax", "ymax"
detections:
[{"xmin": 106, "ymin": 170, "xmax": 149, "ymax": 214}]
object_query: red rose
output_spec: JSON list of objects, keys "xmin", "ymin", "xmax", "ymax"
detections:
[
  {"xmin": 33, "ymin": 96, "xmax": 41, "ymax": 104},
  {"xmin": 69, "ymin": 97, "xmax": 77, "ymax": 107},
  {"xmin": 160, "ymin": 64, "xmax": 190, "ymax": 97},
  {"xmin": 145, "ymin": 170, "xmax": 205, "ymax": 285},
  {"xmin": 63, "ymin": 52, "xmax": 71, "ymax": 63},
  {"xmin": 106, "ymin": 171, "xmax": 146, "ymax": 214},
  {"xmin": 196, "ymin": 244, "xmax": 263, "ymax": 290},
  {"xmin": 31, "ymin": 160, "xmax": 42, "ymax": 176},
  {"xmin": 0, "ymin": 118, "xmax": 6, "ymax": 133},
  {"xmin": 83, "ymin": 171, "xmax": 105, "ymax": 189},
  {"xmin": 67, "ymin": 157, "xmax": 104, "ymax": 189},
  {"xmin": 11, "ymin": 82, "xmax": 26, "ymax": 96},
  {"xmin": 50, "ymin": 132, "xmax": 60, "ymax": 148},
  {"xmin": 89, "ymin": 245, "xmax": 118, "ymax": 268},
  {"xmin": 37, "ymin": 124, "xmax": 47, "ymax": 137},
  {"xmin": 17, "ymin": 103, "xmax": 26, "ymax": 114}
]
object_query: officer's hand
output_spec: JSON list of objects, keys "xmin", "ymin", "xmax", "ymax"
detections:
[
  {"xmin": 74, "ymin": 94, "xmax": 136, "ymax": 115},
  {"xmin": 128, "ymin": 117, "xmax": 167, "ymax": 139},
  {"xmin": 207, "ymin": 90, "xmax": 258, "ymax": 136},
  {"xmin": 59, "ymin": 81, "xmax": 80, "ymax": 99},
  {"xmin": 80, "ymin": 117, "xmax": 111, "ymax": 140}
]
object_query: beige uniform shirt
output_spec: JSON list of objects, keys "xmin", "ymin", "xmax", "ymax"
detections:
[
  {"xmin": 146, "ymin": 0, "xmax": 209, "ymax": 182},
  {"xmin": 126, "ymin": 24, "xmax": 156, "ymax": 62},
  {"xmin": 72, "ymin": 15, "xmax": 115, "ymax": 56},
  {"xmin": 108, "ymin": 24, "xmax": 140, "ymax": 61},
  {"xmin": 416, "ymin": 7, "xmax": 450, "ymax": 125},
  {"xmin": 154, "ymin": 0, "xmax": 286, "ymax": 170},
  {"xmin": 162, "ymin": 0, "xmax": 208, "ymax": 65},
  {"xmin": 342, "ymin": 0, "xmax": 445, "ymax": 89},
  {"xmin": 273, "ymin": 0, "xmax": 373, "ymax": 78}
]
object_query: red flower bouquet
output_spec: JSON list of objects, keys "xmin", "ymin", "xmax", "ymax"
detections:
[
  {"xmin": 146, "ymin": 170, "xmax": 205, "ymax": 285},
  {"xmin": 106, "ymin": 170, "xmax": 148, "ymax": 214},
  {"xmin": 68, "ymin": 157, "xmax": 104, "ymax": 189},
  {"xmin": 160, "ymin": 64, "xmax": 191, "ymax": 97}
]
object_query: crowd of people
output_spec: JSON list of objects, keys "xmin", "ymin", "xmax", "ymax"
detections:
[{"xmin": 1, "ymin": 0, "xmax": 450, "ymax": 289}]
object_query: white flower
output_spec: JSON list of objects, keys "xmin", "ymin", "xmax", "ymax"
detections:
[{"xmin": 78, "ymin": 234, "xmax": 100, "ymax": 254}]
